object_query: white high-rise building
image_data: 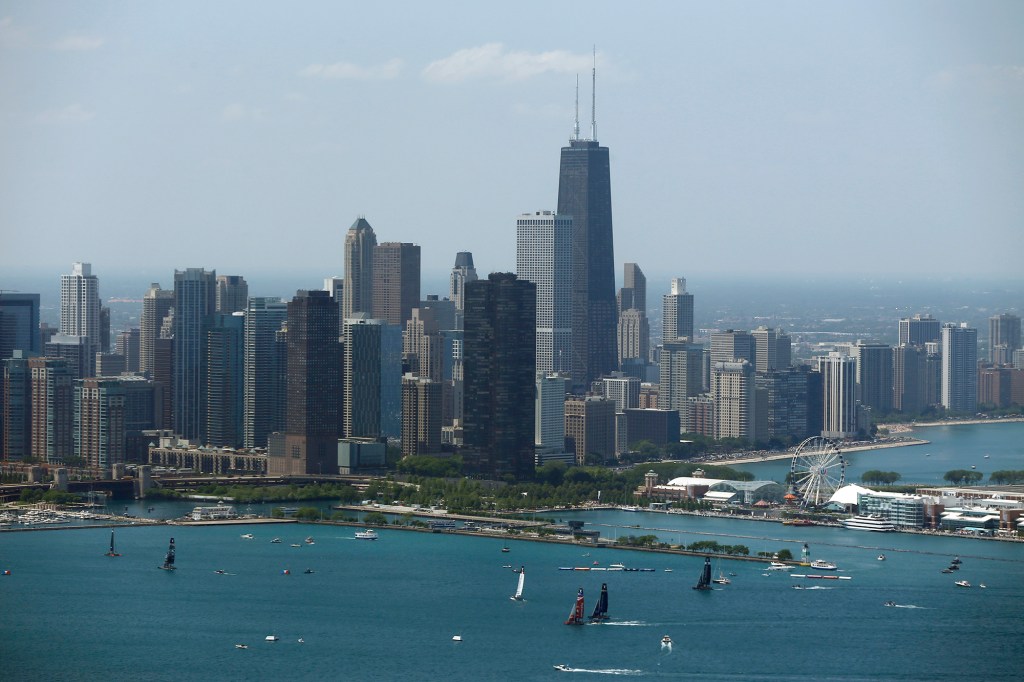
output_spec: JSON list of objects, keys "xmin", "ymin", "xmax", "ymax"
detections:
[
  {"xmin": 603, "ymin": 374, "xmax": 640, "ymax": 412},
  {"xmin": 535, "ymin": 373, "xmax": 569, "ymax": 451},
  {"xmin": 60, "ymin": 263, "xmax": 101, "ymax": 374},
  {"xmin": 711, "ymin": 360, "xmax": 756, "ymax": 443},
  {"xmin": 941, "ymin": 323, "xmax": 978, "ymax": 413},
  {"xmin": 818, "ymin": 352, "xmax": 858, "ymax": 439},
  {"xmin": 662, "ymin": 277, "xmax": 694, "ymax": 343},
  {"xmin": 516, "ymin": 211, "xmax": 572, "ymax": 375},
  {"xmin": 752, "ymin": 326, "xmax": 792, "ymax": 373}
]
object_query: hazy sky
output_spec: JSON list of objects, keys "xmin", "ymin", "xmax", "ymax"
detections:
[{"xmin": 2, "ymin": 1, "xmax": 1022, "ymax": 289}]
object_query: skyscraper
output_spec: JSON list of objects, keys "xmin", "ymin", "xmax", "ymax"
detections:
[
  {"xmin": 2, "ymin": 352, "xmax": 32, "ymax": 460},
  {"xmin": 173, "ymin": 267, "xmax": 217, "ymax": 442},
  {"xmin": 60, "ymin": 263, "xmax": 101, "ymax": 376},
  {"xmin": 852, "ymin": 340, "xmax": 893, "ymax": 414},
  {"xmin": 269, "ymin": 290, "xmax": 341, "ymax": 476},
  {"xmin": 898, "ymin": 314, "xmax": 941, "ymax": 347},
  {"xmin": 989, "ymin": 313, "xmax": 1021, "ymax": 364},
  {"xmin": 205, "ymin": 313, "xmax": 244, "ymax": 448},
  {"xmin": 343, "ymin": 217, "xmax": 376, "ymax": 321},
  {"xmin": 372, "ymin": 242, "xmax": 421, "ymax": 327},
  {"xmin": 564, "ymin": 395, "xmax": 616, "ymax": 464},
  {"xmin": 343, "ymin": 317, "xmax": 383, "ymax": 439},
  {"xmin": 516, "ymin": 210, "xmax": 572, "ymax": 375},
  {"xmin": 658, "ymin": 340, "xmax": 703, "ymax": 432},
  {"xmin": 30, "ymin": 357, "xmax": 74, "ymax": 464},
  {"xmin": 662, "ymin": 277, "xmax": 694, "ymax": 344},
  {"xmin": 557, "ymin": 88, "xmax": 617, "ymax": 390},
  {"xmin": 752, "ymin": 326, "xmax": 792, "ymax": 374},
  {"xmin": 215, "ymin": 275, "xmax": 249, "ymax": 314},
  {"xmin": 617, "ymin": 264, "xmax": 649, "ymax": 373},
  {"xmin": 463, "ymin": 273, "xmax": 536, "ymax": 478},
  {"xmin": 140, "ymin": 283, "xmax": 174, "ymax": 376},
  {"xmin": 243, "ymin": 297, "xmax": 288, "ymax": 449},
  {"xmin": 711, "ymin": 360, "xmax": 756, "ymax": 443},
  {"xmin": 892, "ymin": 344, "xmax": 928, "ymax": 414},
  {"xmin": 941, "ymin": 323, "xmax": 978, "ymax": 413},
  {"xmin": 75, "ymin": 377, "xmax": 126, "ymax": 470},
  {"xmin": 400, "ymin": 374, "xmax": 442, "ymax": 457},
  {"xmin": 817, "ymin": 352, "xmax": 858, "ymax": 439},
  {"xmin": 535, "ymin": 373, "xmax": 569, "ymax": 452},
  {"xmin": 0, "ymin": 293, "xmax": 40, "ymax": 361},
  {"xmin": 449, "ymin": 252, "xmax": 478, "ymax": 329},
  {"xmin": 619, "ymin": 263, "xmax": 647, "ymax": 314},
  {"xmin": 710, "ymin": 330, "xmax": 755, "ymax": 365}
]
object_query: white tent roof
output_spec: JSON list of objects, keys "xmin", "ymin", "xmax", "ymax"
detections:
[
  {"xmin": 829, "ymin": 484, "xmax": 877, "ymax": 506},
  {"xmin": 665, "ymin": 476, "xmax": 725, "ymax": 488}
]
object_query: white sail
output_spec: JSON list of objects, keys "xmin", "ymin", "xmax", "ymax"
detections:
[{"xmin": 511, "ymin": 567, "xmax": 525, "ymax": 600}]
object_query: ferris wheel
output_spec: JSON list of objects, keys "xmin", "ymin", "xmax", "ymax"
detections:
[{"xmin": 789, "ymin": 437, "xmax": 845, "ymax": 508}]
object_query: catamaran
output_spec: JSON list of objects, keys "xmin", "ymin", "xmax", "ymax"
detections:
[
  {"xmin": 589, "ymin": 583, "xmax": 609, "ymax": 621},
  {"xmin": 105, "ymin": 530, "xmax": 121, "ymax": 557},
  {"xmin": 564, "ymin": 588, "xmax": 585, "ymax": 625},
  {"xmin": 510, "ymin": 566, "xmax": 526, "ymax": 601},
  {"xmin": 159, "ymin": 537, "xmax": 176, "ymax": 571},
  {"xmin": 693, "ymin": 557, "xmax": 713, "ymax": 591}
]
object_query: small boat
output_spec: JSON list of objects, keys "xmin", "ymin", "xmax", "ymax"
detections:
[
  {"xmin": 240, "ymin": 533, "xmax": 254, "ymax": 540},
  {"xmin": 510, "ymin": 566, "xmax": 526, "ymax": 601},
  {"xmin": 979, "ymin": 583, "xmax": 987, "ymax": 589},
  {"xmin": 883, "ymin": 601, "xmax": 896, "ymax": 607},
  {"xmin": 290, "ymin": 543, "xmax": 302, "ymax": 548},
  {"xmin": 214, "ymin": 569, "xmax": 226, "ymax": 575},
  {"xmin": 766, "ymin": 562, "xmax": 792, "ymax": 571},
  {"xmin": 270, "ymin": 538, "xmax": 282, "ymax": 544},
  {"xmin": 608, "ymin": 562, "xmax": 625, "ymax": 570},
  {"xmin": 984, "ymin": 454, "xmax": 990, "ymax": 458},
  {"xmin": 564, "ymin": 588, "xmax": 585, "ymax": 625},
  {"xmin": 661, "ymin": 635, "xmax": 673, "ymax": 646},
  {"xmin": 501, "ymin": 542, "xmax": 510, "ymax": 553},
  {"xmin": 158, "ymin": 537, "xmax": 176, "ymax": 571},
  {"xmin": 877, "ymin": 554, "xmax": 886, "ymax": 561},
  {"xmin": 712, "ymin": 573, "xmax": 731, "ymax": 585},
  {"xmin": 234, "ymin": 644, "xmax": 248, "ymax": 649},
  {"xmin": 265, "ymin": 635, "xmax": 279, "ymax": 642},
  {"xmin": 355, "ymin": 529, "xmax": 378, "ymax": 540},
  {"xmin": 105, "ymin": 530, "xmax": 121, "ymax": 557},
  {"xmin": 589, "ymin": 583, "xmax": 609, "ymax": 621},
  {"xmin": 951, "ymin": 556, "xmax": 962, "ymax": 565},
  {"xmin": 554, "ymin": 664, "xmax": 572, "ymax": 672},
  {"xmin": 693, "ymin": 557, "xmax": 713, "ymax": 591},
  {"xmin": 305, "ymin": 537, "xmax": 315, "ymax": 544},
  {"xmin": 970, "ymin": 465, "xmax": 976, "ymax": 469},
  {"xmin": 452, "ymin": 635, "xmax": 462, "ymax": 642},
  {"xmin": 809, "ymin": 559, "xmax": 837, "ymax": 571},
  {"xmin": 954, "ymin": 580, "xmax": 971, "ymax": 588},
  {"xmin": 664, "ymin": 568, "xmax": 673, "ymax": 573},
  {"xmin": 303, "ymin": 568, "xmax": 314, "ymax": 574},
  {"xmin": 298, "ymin": 638, "xmax": 304, "ymax": 643},
  {"xmin": 941, "ymin": 568, "xmax": 953, "ymax": 574}
]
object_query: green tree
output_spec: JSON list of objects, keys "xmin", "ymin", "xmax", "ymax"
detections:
[{"xmin": 775, "ymin": 548, "xmax": 793, "ymax": 561}]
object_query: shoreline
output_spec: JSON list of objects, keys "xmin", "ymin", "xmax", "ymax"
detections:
[{"xmin": 714, "ymin": 437, "xmax": 928, "ymax": 466}]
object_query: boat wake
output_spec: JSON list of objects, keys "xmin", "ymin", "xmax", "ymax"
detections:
[
  {"xmin": 559, "ymin": 668, "xmax": 644, "ymax": 675},
  {"xmin": 597, "ymin": 621, "xmax": 648, "ymax": 627},
  {"xmin": 892, "ymin": 604, "xmax": 927, "ymax": 609}
]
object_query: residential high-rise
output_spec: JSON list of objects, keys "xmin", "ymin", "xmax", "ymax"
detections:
[
  {"xmin": 989, "ymin": 313, "xmax": 1022, "ymax": 364},
  {"xmin": 343, "ymin": 217, "xmax": 377, "ymax": 321},
  {"xmin": 711, "ymin": 329, "xmax": 755, "ymax": 365},
  {"xmin": 75, "ymin": 377, "xmax": 126, "ymax": 470},
  {"xmin": 373, "ymin": 242, "xmax": 421, "ymax": 327},
  {"xmin": 516, "ymin": 211, "xmax": 572, "ymax": 375},
  {"xmin": 662, "ymin": 277, "xmax": 694, "ymax": 343},
  {"xmin": 852, "ymin": 340, "xmax": 893, "ymax": 414},
  {"xmin": 323, "ymin": 276, "xmax": 344, "ymax": 335},
  {"xmin": 462, "ymin": 273, "xmax": 536, "ymax": 478},
  {"xmin": 45, "ymin": 334, "xmax": 91, "ymax": 380},
  {"xmin": 752, "ymin": 327, "xmax": 792, "ymax": 374},
  {"xmin": 173, "ymin": 268, "xmax": 216, "ymax": 442},
  {"xmin": 140, "ymin": 283, "xmax": 174, "ymax": 376},
  {"xmin": 564, "ymin": 396, "xmax": 616, "ymax": 465},
  {"xmin": 2, "ymin": 352, "xmax": 32, "ymax": 460},
  {"xmin": 404, "ymin": 306, "xmax": 444, "ymax": 382},
  {"xmin": 205, "ymin": 313, "xmax": 244, "ymax": 448},
  {"xmin": 243, "ymin": 297, "xmax": 288, "ymax": 449},
  {"xmin": 400, "ymin": 374, "xmax": 442, "ymax": 457},
  {"xmin": 269, "ymin": 290, "xmax": 341, "ymax": 476},
  {"xmin": 817, "ymin": 352, "xmax": 858, "ymax": 439},
  {"xmin": 941, "ymin": 323, "xmax": 978, "ymax": 413},
  {"xmin": 535, "ymin": 373, "xmax": 569, "ymax": 452},
  {"xmin": 711, "ymin": 360, "xmax": 756, "ymax": 443},
  {"xmin": 557, "ymin": 106, "xmax": 617, "ymax": 390},
  {"xmin": 898, "ymin": 314, "xmax": 941, "ymax": 347},
  {"xmin": 0, "ymin": 293, "xmax": 40, "ymax": 361},
  {"xmin": 343, "ymin": 317, "xmax": 383, "ymax": 439},
  {"xmin": 603, "ymin": 374, "xmax": 640, "ymax": 412},
  {"xmin": 215, "ymin": 275, "xmax": 249, "ymax": 314},
  {"xmin": 892, "ymin": 344, "xmax": 928, "ymax": 414},
  {"xmin": 114, "ymin": 328, "xmax": 140, "ymax": 373},
  {"xmin": 658, "ymin": 341, "xmax": 704, "ymax": 432},
  {"xmin": 29, "ymin": 357, "xmax": 74, "ymax": 464},
  {"xmin": 60, "ymin": 263, "xmax": 101, "ymax": 377},
  {"xmin": 617, "ymin": 263, "xmax": 649, "ymax": 372}
]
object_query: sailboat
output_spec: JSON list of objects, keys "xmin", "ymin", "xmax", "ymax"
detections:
[
  {"xmin": 589, "ymin": 583, "xmax": 609, "ymax": 621},
  {"xmin": 105, "ymin": 529, "xmax": 121, "ymax": 557},
  {"xmin": 692, "ymin": 557, "xmax": 713, "ymax": 591},
  {"xmin": 510, "ymin": 566, "xmax": 526, "ymax": 601},
  {"xmin": 159, "ymin": 537, "xmax": 176, "ymax": 571},
  {"xmin": 564, "ymin": 588, "xmax": 585, "ymax": 625},
  {"xmin": 711, "ymin": 561, "xmax": 730, "ymax": 585}
]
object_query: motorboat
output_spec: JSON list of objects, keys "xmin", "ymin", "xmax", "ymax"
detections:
[
  {"xmin": 355, "ymin": 529, "xmax": 379, "ymax": 540},
  {"xmin": 950, "ymin": 556, "xmax": 962, "ymax": 565},
  {"xmin": 766, "ymin": 562, "xmax": 792, "ymax": 571},
  {"xmin": 240, "ymin": 533, "xmax": 254, "ymax": 540},
  {"xmin": 305, "ymin": 537, "xmax": 315, "ymax": 544},
  {"xmin": 452, "ymin": 635, "xmax": 462, "ymax": 642},
  {"xmin": 979, "ymin": 583, "xmax": 987, "ymax": 589},
  {"xmin": 810, "ymin": 560, "xmax": 837, "ymax": 571},
  {"xmin": 265, "ymin": 635, "xmax": 279, "ymax": 641},
  {"xmin": 554, "ymin": 664, "xmax": 572, "ymax": 672},
  {"xmin": 883, "ymin": 601, "xmax": 896, "ymax": 607},
  {"xmin": 877, "ymin": 554, "xmax": 886, "ymax": 561},
  {"xmin": 270, "ymin": 538, "xmax": 282, "ymax": 544},
  {"xmin": 234, "ymin": 644, "xmax": 248, "ymax": 649},
  {"xmin": 303, "ymin": 568, "xmax": 314, "ymax": 574},
  {"xmin": 954, "ymin": 580, "xmax": 971, "ymax": 588},
  {"xmin": 214, "ymin": 569, "xmax": 226, "ymax": 575},
  {"xmin": 661, "ymin": 635, "xmax": 673, "ymax": 646},
  {"xmin": 941, "ymin": 568, "xmax": 953, "ymax": 574}
]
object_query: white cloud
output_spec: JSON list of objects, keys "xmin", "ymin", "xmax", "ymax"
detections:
[
  {"xmin": 422, "ymin": 43, "xmax": 593, "ymax": 83},
  {"xmin": 35, "ymin": 103, "xmax": 95, "ymax": 124},
  {"xmin": 0, "ymin": 16, "xmax": 30, "ymax": 48},
  {"xmin": 221, "ymin": 103, "xmax": 265, "ymax": 122},
  {"xmin": 299, "ymin": 58, "xmax": 403, "ymax": 80},
  {"xmin": 52, "ymin": 34, "xmax": 104, "ymax": 51}
]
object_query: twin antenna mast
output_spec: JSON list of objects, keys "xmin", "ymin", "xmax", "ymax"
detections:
[{"xmin": 573, "ymin": 46, "xmax": 597, "ymax": 142}]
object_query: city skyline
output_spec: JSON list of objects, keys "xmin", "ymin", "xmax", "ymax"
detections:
[{"xmin": 2, "ymin": 2, "xmax": 1023, "ymax": 282}]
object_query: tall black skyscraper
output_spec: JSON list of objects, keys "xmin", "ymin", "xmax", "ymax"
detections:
[
  {"xmin": 463, "ymin": 273, "xmax": 536, "ymax": 480},
  {"xmin": 557, "ymin": 70, "xmax": 616, "ymax": 391}
]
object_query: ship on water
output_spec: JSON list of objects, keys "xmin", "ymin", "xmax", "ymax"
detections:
[{"xmin": 841, "ymin": 515, "xmax": 896, "ymax": 532}]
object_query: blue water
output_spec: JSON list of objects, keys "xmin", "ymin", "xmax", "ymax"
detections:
[
  {"xmin": 737, "ymin": 421, "xmax": 1024, "ymax": 485},
  {"xmin": 2, "ymin": 516, "xmax": 1022, "ymax": 681}
]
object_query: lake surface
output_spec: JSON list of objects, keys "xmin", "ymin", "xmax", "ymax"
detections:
[{"xmin": 2, "ymin": 512, "xmax": 1022, "ymax": 681}]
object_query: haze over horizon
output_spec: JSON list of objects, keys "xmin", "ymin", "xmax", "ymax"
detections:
[{"xmin": 2, "ymin": 1, "xmax": 1023, "ymax": 282}]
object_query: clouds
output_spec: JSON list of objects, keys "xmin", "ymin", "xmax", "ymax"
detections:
[
  {"xmin": 422, "ymin": 43, "xmax": 593, "ymax": 83},
  {"xmin": 299, "ymin": 58, "xmax": 403, "ymax": 80},
  {"xmin": 221, "ymin": 103, "xmax": 265, "ymax": 123},
  {"xmin": 51, "ymin": 34, "xmax": 104, "ymax": 51},
  {"xmin": 35, "ymin": 103, "xmax": 95, "ymax": 124}
]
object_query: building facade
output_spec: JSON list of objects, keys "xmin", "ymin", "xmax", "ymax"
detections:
[
  {"xmin": 343, "ymin": 217, "xmax": 377, "ymax": 321},
  {"xmin": 372, "ymin": 242, "xmax": 421, "ymax": 327},
  {"xmin": 516, "ymin": 211, "xmax": 572, "ymax": 375},
  {"xmin": 941, "ymin": 323, "xmax": 978, "ymax": 413}
]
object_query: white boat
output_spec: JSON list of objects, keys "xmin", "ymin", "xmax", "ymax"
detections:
[
  {"xmin": 305, "ymin": 537, "xmax": 315, "ymax": 544},
  {"xmin": 608, "ymin": 562, "xmax": 625, "ymax": 570},
  {"xmin": 452, "ymin": 635, "xmax": 462, "ymax": 642},
  {"xmin": 954, "ymin": 580, "xmax": 971, "ymax": 588},
  {"xmin": 265, "ymin": 635, "xmax": 279, "ymax": 642},
  {"xmin": 809, "ymin": 559, "xmax": 837, "ymax": 571},
  {"xmin": 661, "ymin": 635, "xmax": 673, "ymax": 647},
  {"xmin": 554, "ymin": 664, "xmax": 572, "ymax": 672},
  {"xmin": 877, "ymin": 554, "xmax": 886, "ymax": 561},
  {"xmin": 234, "ymin": 644, "xmax": 248, "ymax": 649},
  {"xmin": 712, "ymin": 572, "xmax": 731, "ymax": 585},
  {"xmin": 240, "ymin": 533, "xmax": 254, "ymax": 540},
  {"xmin": 355, "ymin": 529, "xmax": 379, "ymax": 540},
  {"xmin": 766, "ymin": 562, "xmax": 792, "ymax": 571},
  {"xmin": 510, "ymin": 566, "xmax": 526, "ymax": 601},
  {"xmin": 270, "ymin": 538, "xmax": 282, "ymax": 544},
  {"xmin": 841, "ymin": 514, "xmax": 896, "ymax": 532}
]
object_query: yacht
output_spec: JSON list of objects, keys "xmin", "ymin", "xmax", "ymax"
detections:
[
  {"xmin": 355, "ymin": 529, "xmax": 379, "ymax": 540},
  {"xmin": 766, "ymin": 562, "xmax": 792, "ymax": 571},
  {"xmin": 954, "ymin": 580, "xmax": 971, "ymax": 588},
  {"xmin": 841, "ymin": 514, "xmax": 896, "ymax": 532},
  {"xmin": 809, "ymin": 559, "xmax": 837, "ymax": 571}
]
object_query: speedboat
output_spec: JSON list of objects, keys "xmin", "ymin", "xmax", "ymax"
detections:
[
  {"xmin": 452, "ymin": 635, "xmax": 462, "ymax": 642},
  {"xmin": 954, "ymin": 580, "xmax": 971, "ymax": 588},
  {"xmin": 766, "ymin": 562, "xmax": 792, "ymax": 571},
  {"xmin": 877, "ymin": 554, "xmax": 886, "ymax": 561},
  {"xmin": 214, "ymin": 569, "xmax": 226, "ymax": 575},
  {"xmin": 270, "ymin": 538, "xmax": 282, "ymax": 544},
  {"xmin": 883, "ymin": 601, "xmax": 896, "ymax": 607},
  {"xmin": 941, "ymin": 568, "xmax": 953, "ymax": 574},
  {"xmin": 979, "ymin": 583, "xmax": 987, "ymax": 589},
  {"xmin": 240, "ymin": 533, "xmax": 254, "ymax": 540},
  {"xmin": 809, "ymin": 559, "xmax": 837, "ymax": 571},
  {"xmin": 234, "ymin": 644, "xmax": 248, "ymax": 649},
  {"xmin": 305, "ymin": 537, "xmax": 315, "ymax": 544},
  {"xmin": 950, "ymin": 556, "xmax": 961, "ymax": 564},
  {"xmin": 661, "ymin": 635, "xmax": 673, "ymax": 646},
  {"xmin": 712, "ymin": 573, "xmax": 731, "ymax": 585},
  {"xmin": 554, "ymin": 664, "xmax": 572, "ymax": 672}
]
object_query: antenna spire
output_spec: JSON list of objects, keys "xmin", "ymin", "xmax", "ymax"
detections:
[
  {"xmin": 590, "ymin": 46, "xmax": 597, "ymax": 141},
  {"xmin": 574, "ymin": 75, "xmax": 580, "ymax": 141}
]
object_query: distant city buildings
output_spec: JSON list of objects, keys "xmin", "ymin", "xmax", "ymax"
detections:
[{"xmin": 941, "ymin": 322, "xmax": 978, "ymax": 413}]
